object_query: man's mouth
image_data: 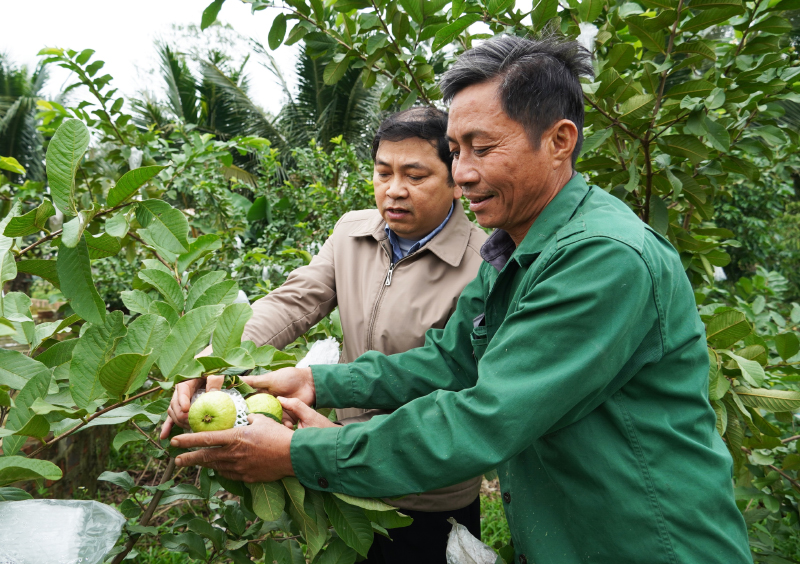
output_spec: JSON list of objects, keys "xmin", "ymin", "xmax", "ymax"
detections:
[
  {"xmin": 466, "ymin": 194, "xmax": 494, "ymax": 211},
  {"xmin": 385, "ymin": 207, "xmax": 411, "ymax": 219}
]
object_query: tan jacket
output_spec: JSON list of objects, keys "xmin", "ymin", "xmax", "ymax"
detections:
[{"xmin": 241, "ymin": 204, "xmax": 487, "ymax": 511}]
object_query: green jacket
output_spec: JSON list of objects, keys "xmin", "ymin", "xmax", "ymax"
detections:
[{"xmin": 291, "ymin": 175, "xmax": 750, "ymax": 564}]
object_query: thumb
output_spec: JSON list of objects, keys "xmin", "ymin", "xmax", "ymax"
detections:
[
  {"xmin": 206, "ymin": 374, "xmax": 225, "ymax": 392},
  {"xmin": 278, "ymin": 396, "xmax": 315, "ymax": 419}
]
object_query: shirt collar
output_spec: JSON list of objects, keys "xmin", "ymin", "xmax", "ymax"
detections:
[
  {"xmin": 384, "ymin": 203, "xmax": 454, "ymax": 263},
  {"xmin": 480, "ymin": 174, "xmax": 591, "ymax": 271}
]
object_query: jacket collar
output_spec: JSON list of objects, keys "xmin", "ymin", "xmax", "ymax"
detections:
[
  {"xmin": 480, "ymin": 174, "xmax": 591, "ymax": 271},
  {"xmin": 349, "ymin": 203, "xmax": 473, "ymax": 267}
]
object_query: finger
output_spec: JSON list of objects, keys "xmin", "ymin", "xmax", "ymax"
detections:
[
  {"xmin": 171, "ymin": 427, "xmax": 241, "ymax": 449},
  {"xmin": 175, "ymin": 445, "xmax": 233, "ymax": 468},
  {"xmin": 279, "ymin": 396, "xmax": 316, "ymax": 419},
  {"xmin": 160, "ymin": 416, "xmax": 173, "ymax": 440},
  {"xmin": 206, "ymin": 374, "xmax": 225, "ymax": 393},
  {"xmin": 177, "ymin": 381, "xmax": 196, "ymax": 413}
]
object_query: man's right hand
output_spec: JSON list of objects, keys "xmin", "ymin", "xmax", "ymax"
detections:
[
  {"xmin": 241, "ymin": 367, "xmax": 316, "ymax": 408},
  {"xmin": 160, "ymin": 374, "xmax": 225, "ymax": 439}
]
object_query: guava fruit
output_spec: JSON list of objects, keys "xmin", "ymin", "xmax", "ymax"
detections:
[
  {"xmin": 188, "ymin": 391, "xmax": 237, "ymax": 433},
  {"xmin": 245, "ymin": 393, "xmax": 283, "ymax": 423}
]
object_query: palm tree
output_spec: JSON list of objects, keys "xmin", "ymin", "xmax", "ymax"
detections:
[{"xmin": 0, "ymin": 55, "xmax": 48, "ymax": 181}]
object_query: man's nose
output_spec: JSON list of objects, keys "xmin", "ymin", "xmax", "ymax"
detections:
[
  {"xmin": 452, "ymin": 155, "xmax": 479, "ymax": 186},
  {"xmin": 385, "ymin": 176, "xmax": 408, "ymax": 199}
]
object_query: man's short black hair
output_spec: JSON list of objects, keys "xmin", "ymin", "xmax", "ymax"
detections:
[
  {"xmin": 439, "ymin": 34, "xmax": 594, "ymax": 167},
  {"xmin": 371, "ymin": 107, "xmax": 454, "ymax": 184}
]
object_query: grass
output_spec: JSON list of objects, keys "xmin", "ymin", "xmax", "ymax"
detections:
[{"xmin": 480, "ymin": 480, "xmax": 512, "ymax": 549}]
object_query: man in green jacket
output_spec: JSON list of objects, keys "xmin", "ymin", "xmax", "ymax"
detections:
[{"xmin": 172, "ymin": 34, "xmax": 751, "ymax": 563}]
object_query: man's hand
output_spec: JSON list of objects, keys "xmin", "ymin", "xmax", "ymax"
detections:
[
  {"xmin": 160, "ymin": 374, "xmax": 224, "ymax": 439},
  {"xmin": 171, "ymin": 414, "xmax": 295, "ymax": 482},
  {"xmin": 241, "ymin": 367, "xmax": 316, "ymax": 407},
  {"xmin": 279, "ymin": 397, "xmax": 336, "ymax": 429}
]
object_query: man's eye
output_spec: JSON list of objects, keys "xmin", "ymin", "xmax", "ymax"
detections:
[
  {"xmin": 474, "ymin": 147, "xmax": 489, "ymax": 155},
  {"xmin": 450, "ymin": 151, "xmax": 460, "ymax": 159},
  {"xmin": 376, "ymin": 172, "xmax": 390, "ymax": 178},
  {"xmin": 408, "ymin": 175, "xmax": 423, "ymax": 181}
]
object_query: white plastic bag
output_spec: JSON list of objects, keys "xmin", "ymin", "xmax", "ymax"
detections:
[
  {"xmin": 0, "ymin": 499, "xmax": 125, "ymax": 564},
  {"xmin": 445, "ymin": 517, "xmax": 499, "ymax": 564},
  {"xmin": 296, "ymin": 337, "xmax": 340, "ymax": 368}
]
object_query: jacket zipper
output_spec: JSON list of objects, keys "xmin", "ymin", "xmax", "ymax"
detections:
[{"xmin": 367, "ymin": 242, "xmax": 412, "ymax": 350}]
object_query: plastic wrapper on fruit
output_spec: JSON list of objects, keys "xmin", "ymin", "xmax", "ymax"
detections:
[
  {"xmin": 445, "ymin": 517, "xmax": 498, "ymax": 564},
  {"xmin": 0, "ymin": 499, "xmax": 125, "ymax": 564},
  {"xmin": 296, "ymin": 337, "xmax": 340, "ymax": 368}
]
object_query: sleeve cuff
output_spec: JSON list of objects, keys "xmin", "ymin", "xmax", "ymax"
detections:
[
  {"xmin": 290, "ymin": 426, "xmax": 342, "ymax": 492},
  {"xmin": 310, "ymin": 363, "xmax": 356, "ymax": 407}
]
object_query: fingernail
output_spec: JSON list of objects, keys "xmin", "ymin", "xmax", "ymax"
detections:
[{"xmin": 171, "ymin": 438, "xmax": 179, "ymax": 446}]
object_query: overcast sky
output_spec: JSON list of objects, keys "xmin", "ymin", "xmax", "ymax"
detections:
[{"xmin": 1, "ymin": 0, "xmax": 297, "ymax": 115}]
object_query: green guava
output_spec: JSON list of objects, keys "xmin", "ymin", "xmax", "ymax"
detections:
[
  {"xmin": 245, "ymin": 393, "xmax": 283, "ymax": 423},
  {"xmin": 188, "ymin": 391, "xmax": 237, "ymax": 433}
]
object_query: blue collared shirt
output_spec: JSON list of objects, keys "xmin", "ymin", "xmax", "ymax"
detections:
[{"xmin": 384, "ymin": 203, "xmax": 454, "ymax": 264}]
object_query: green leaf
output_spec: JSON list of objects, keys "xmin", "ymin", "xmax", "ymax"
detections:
[
  {"xmin": 749, "ymin": 15, "xmax": 791, "ymax": 34},
  {"xmin": 251, "ymin": 344, "xmax": 277, "ymax": 366},
  {"xmin": 332, "ymin": 492, "xmax": 397, "ymax": 511},
  {"xmin": 16, "ymin": 259, "xmax": 60, "ymax": 289},
  {"xmin": 201, "ymin": 0, "xmax": 226, "ymax": 29},
  {"xmin": 324, "ymin": 493, "xmax": 374, "ymax": 556},
  {"xmin": 579, "ymin": 0, "xmax": 606, "ymax": 21},
  {"xmin": 656, "ymin": 135, "xmax": 709, "ymax": 166},
  {"xmin": 704, "ymin": 118, "xmax": 730, "ymax": 152},
  {"xmin": 149, "ymin": 301, "xmax": 179, "ymax": 327},
  {"xmin": 364, "ymin": 509, "xmax": 413, "ymax": 529},
  {"xmin": 46, "ymin": 118, "xmax": 90, "ymax": 215},
  {"xmin": 162, "ymin": 532, "xmax": 207, "ymax": 560},
  {"xmin": 248, "ymin": 481, "xmax": 286, "ymax": 521},
  {"xmin": 186, "ymin": 271, "xmax": 227, "ymax": 311},
  {"xmin": 13, "ymin": 414, "xmax": 50, "ymax": 438},
  {"xmin": 192, "ymin": 280, "xmax": 239, "ymax": 309},
  {"xmin": 531, "ymin": 0, "xmax": 559, "ymax": 26},
  {"xmin": 689, "ymin": 0, "xmax": 741, "ymax": 8},
  {"xmin": 315, "ymin": 538, "xmax": 358, "ymax": 564},
  {"xmin": 104, "ymin": 212, "xmax": 129, "ymax": 238},
  {"xmin": 99, "ymin": 352, "xmax": 151, "ymax": 397},
  {"xmin": 212, "ymin": 303, "xmax": 253, "ymax": 357},
  {"xmin": 0, "ymin": 156, "xmax": 26, "ymax": 175},
  {"xmin": 157, "ymin": 305, "xmax": 225, "ymax": 378},
  {"xmin": 98, "ymin": 470, "xmax": 135, "ymax": 491},
  {"xmin": 708, "ymin": 351, "xmax": 730, "ymax": 401},
  {"xmin": 69, "ymin": 311, "xmax": 126, "ymax": 409},
  {"xmin": 269, "ymin": 13, "xmax": 288, "ymax": 49},
  {"xmin": 664, "ymin": 79, "xmax": 715, "ymax": 99},
  {"xmin": 432, "ymin": 14, "xmax": 481, "ymax": 52},
  {"xmin": 282, "ymin": 477, "xmax": 319, "ymax": 546},
  {"xmin": 57, "ymin": 235, "xmax": 106, "ymax": 325},
  {"xmin": 136, "ymin": 200, "xmax": 189, "ymax": 254},
  {"xmin": 721, "ymin": 350, "xmax": 765, "ymax": 387},
  {"xmin": 178, "ymin": 235, "xmax": 222, "ymax": 273},
  {"xmin": 2, "ymin": 362, "xmax": 51, "ymax": 455},
  {"xmin": 0, "ymin": 349, "xmax": 52, "ymax": 390},
  {"xmin": 681, "ymin": 6, "xmax": 743, "ymax": 32},
  {"xmin": 114, "ymin": 314, "xmax": 169, "ymax": 393},
  {"xmin": 626, "ymin": 16, "xmax": 666, "ymax": 53},
  {"xmin": 4, "ymin": 200, "xmax": 55, "ymax": 237},
  {"xmin": 85, "ymin": 232, "xmax": 121, "ymax": 259},
  {"xmin": 35, "ymin": 338, "xmax": 78, "ymax": 368},
  {"xmin": 0, "ymin": 487, "xmax": 34, "ymax": 501},
  {"xmin": 139, "ymin": 269, "xmax": 184, "ymax": 312},
  {"xmin": 323, "ymin": 55, "xmax": 352, "ymax": 86},
  {"xmin": 0, "ymin": 456, "xmax": 62, "ymax": 487},
  {"xmin": 774, "ymin": 333, "xmax": 800, "ymax": 362},
  {"xmin": 107, "ymin": 166, "xmax": 165, "ymax": 207},
  {"xmin": 605, "ymin": 43, "xmax": 636, "ymax": 71},
  {"xmin": 121, "ymin": 289, "xmax": 154, "ymax": 316},
  {"xmin": 61, "ymin": 212, "xmax": 91, "ymax": 249},
  {"xmin": 619, "ymin": 94, "xmax": 655, "ymax": 122},
  {"xmin": 733, "ymin": 387, "xmax": 800, "ymax": 412},
  {"xmin": 488, "ymin": 0, "xmax": 515, "ymax": 15},
  {"xmin": 399, "ymin": 0, "xmax": 424, "ymax": 24},
  {"xmin": 769, "ymin": 0, "xmax": 800, "ymax": 10},
  {"xmin": 673, "ymin": 40, "xmax": 716, "ymax": 61},
  {"xmin": 706, "ymin": 310, "xmax": 751, "ymax": 348}
]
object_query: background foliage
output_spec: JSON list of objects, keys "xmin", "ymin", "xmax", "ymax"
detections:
[{"xmin": 0, "ymin": 0, "xmax": 799, "ymax": 561}]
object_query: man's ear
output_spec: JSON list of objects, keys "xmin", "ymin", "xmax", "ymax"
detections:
[
  {"xmin": 547, "ymin": 119, "xmax": 579, "ymax": 170},
  {"xmin": 452, "ymin": 183, "xmax": 463, "ymax": 199}
]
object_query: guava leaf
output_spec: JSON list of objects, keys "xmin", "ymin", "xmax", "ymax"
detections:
[
  {"xmin": 212, "ymin": 303, "xmax": 253, "ymax": 357},
  {"xmin": 69, "ymin": 311, "xmax": 127, "ymax": 409},
  {"xmin": 46, "ymin": 118, "xmax": 90, "ymax": 215},
  {"xmin": 157, "ymin": 305, "xmax": 225, "ymax": 378},
  {"xmin": 0, "ymin": 456, "xmax": 62, "ymax": 487}
]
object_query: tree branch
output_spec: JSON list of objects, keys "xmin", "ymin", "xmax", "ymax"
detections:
[
  {"xmin": 583, "ymin": 94, "xmax": 642, "ymax": 141},
  {"xmin": 28, "ymin": 385, "xmax": 162, "ymax": 458},
  {"xmin": 111, "ymin": 458, "xmax": 177, "ymax": 564},
  {"xmin": 126, "ymin": 231, "xmax": 173, "ymax": 272}
]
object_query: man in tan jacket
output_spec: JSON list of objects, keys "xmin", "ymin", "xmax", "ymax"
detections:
[{"xmin": 164, "ymin": 107, "xmax": 487, "ymax": 562}]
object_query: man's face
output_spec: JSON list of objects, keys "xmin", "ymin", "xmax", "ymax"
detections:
[
  {"xmin": 373, "ymin": 137, "xmax": 460, "ymax": 240},
  {"xmin": 447, "ymin": 80, "xmax": 567, "ymax": 243}
]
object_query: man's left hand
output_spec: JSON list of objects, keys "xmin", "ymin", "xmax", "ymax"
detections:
[{"xmin": 171, "ymin": 414, "xmax": 295, "ymax": 482}]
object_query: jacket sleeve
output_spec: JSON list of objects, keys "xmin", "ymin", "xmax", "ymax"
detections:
[
  {"xmin": 241, "ymin": 230, "xmax": 338, "ymax": 350},
  {"xmin": 310, "ymin": 269, "xmax": 487, "ymax": 409},
  {"xmin": 291, "ymin": 238, "xmax": 660, "ymax": 498}
]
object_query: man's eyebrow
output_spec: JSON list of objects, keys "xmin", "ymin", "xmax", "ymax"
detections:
[
  {"xmin": 375, "ymin": 160, "xmax": 431, "ymax": 171},
  {"xmin": 447, "ymin": 130, "xmax": 488, "ymax": 143}
]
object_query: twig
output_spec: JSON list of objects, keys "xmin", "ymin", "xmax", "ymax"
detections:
[
  {"xmin": 28, "ymin": 386, "xmax": 162, "ymax": 458},
  {"xmin": 583, "ymin": 94, "xmax": 642, "ymax": 141},
  {"xmin": 111, "ymin": 458, "xmax": 177, "ymax": 564},
  {"xmin": 742, "ymin": 446, "xmax": 800, "ymax": 494},
  {"xmin": 781, "ymin": 435, "xmax": 800, "ymax": 444},
  {"xmin": 126, "ymin": 231, "xmax": 174, "ymax": 272},
  {"xmin": 132, "ymin": 421, "xmax": 167, "ymax": 453},
  {"xmin": 134, "ymin": 456, "xmax": 153, "ymax": 487},
  {"xmin": 371, "ymin": 0, "xmax": 428, "ymax": 102}
]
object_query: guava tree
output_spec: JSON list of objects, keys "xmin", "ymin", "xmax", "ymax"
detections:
[
  {"xmin": 205, "ymin": 0, "xmax": 800, "ymax": 558},
  {"xmin": 0, "ymin": 47, "xmax": 410, "ymax": 563}
]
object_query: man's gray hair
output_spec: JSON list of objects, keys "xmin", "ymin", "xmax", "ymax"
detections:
[{"xmin": 440, "ymin": 34, "xmax": 594, "ymax": 166}]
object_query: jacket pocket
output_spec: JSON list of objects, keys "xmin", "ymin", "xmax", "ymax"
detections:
[{"xmin": 470, "ymin": 325, "xmax": 488, "ymax": 362}]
